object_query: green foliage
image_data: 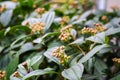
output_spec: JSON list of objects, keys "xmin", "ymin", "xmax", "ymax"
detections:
[{"xmin": 0, "ymin": 0, "xmax": 120, "ymax": 80}]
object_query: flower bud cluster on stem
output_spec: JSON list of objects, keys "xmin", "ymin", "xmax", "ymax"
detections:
[
  {"xmin": 35, "ymin": 8, "xmax": 45, "ymax": 14},
  {"xmin": 30, "ymin": 22, "xmax": 45, "ymax": 34},
  {"xmin": 59, "ymin": 25, "xmax": 73, "ymax": 41},
  {"xmin": 60, "ymin": 16, "xmax": 70, "ymax": 25},
  {"xmin": 0, "ymin": 71, "xmax": 5, "ymax": 80},
  {"xmin": 81, "ymin": 23, "xmax": 106, "ymax": 34},
  {"xmin": 52, "ymin": 46, "xmax": 70, "ymax": 65},
  {"xmin": 12, "ymin": 61, "xmax": 30, "ymax": 78},
  {"xmin": 0, "ymin": 4, "xmax": 6, "ymax": 13},
  {"xmin": 112, "ymin": 58, "xmax": 120, "ymax": 63}
]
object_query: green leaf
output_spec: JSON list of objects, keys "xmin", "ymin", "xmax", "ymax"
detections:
[
  {"xmin": 20, "ymin": 0, "xmax": 34, "ymax": 9},
  {"xmin": 10, "ymin": 77, "xmax": 21, "ymax": 80},
  {"xmin": 94, "ymin": 58, "xmax": 107, "ymax": 75},
  {"xmin": 84, "ymin": 57, "xmax": 95, "ymax": 73},
  {"xmin": 27, "ymin": 54, "xmax": 44, "ymax": 69},
  {"xmin": 19, "ymin": 42, "xmax": 33, "ymax": 53},
  {"xmin": 30, "ymin": 55, "xmax": 43, "ymax": 66},
  {"xmin": 0, "ymin": 46, "xmax": 4, "ymax": 53},
  {"xmin": 48, "ymin": 40, "xmax": 62, "ymax": 48},
  {"xmin": 10, "ymin": 35, "xmax": 27, "ymax": 49},
  {"xmin": 105, "ymin": 27, "xmax": 120, "ymax": 36},
  {"xmin": 82, "ymin": 75, "xmax": 98, "ymax": 80},
  {"xmin": 71, "ymin": 29, "xmax": 77, "ymax": 39},
  {"xmin": 0, "ymin": 10, "xmax": 13, "ymax": 26},
  {"xmin": 0, "ymin": 1, "xmax": 17, "ymax": 9},
  {"xmin": 5, "ymin": 57, "xmax": 19, "ymax": 80},
  {"xmin": 110, "ymin": 74, "xmax": 120, "ymax": 80},
  {"xmin": 9, "ymin": 25, "xmax": 31, "ymax": 34},
  {"xmin": 0, "ymin": 1, "xmax": 17, "ymax": 26},
  {"xmin": 4, "ymin": 27, "xmax": 11, "ymax": 36},
  {"xmin": 69, "ymin": 37, "xmax": 85, "ymax": 45},
  {"xmin": 0, "ymin": 54, "xmax": 11, "ymax": 69},
  {"xmin": 72, "ymin": 10, "xmax": 92, "ymax": 24},
  {"xmin": 86, "ymin": 32, "xmax": 106, "ymax": 43},
  {"xmin": 42, "ymin": 11, "xmax": 55, "ymax": 33},
  {"xmin": 0, "ymin": 29, "xmax": 5, "ymax": 38},
  {"xmin": 17, "ymin": 64, "xmax": 28, "ymax": 77},
  {"xmin": 23, "ymin": 68, "xmax": 54, "ymax": 80},
  {"xmin": 42, "ymin": 32, "xmax": 60, "ymax": 38},
  {"xmin": 22, "ymin": 18, "xmax": 41, "ymax": 26},
  {"xmin": 33, "ymin": 32, "xmax": 60, "ymax": 44},
  {"xmin": 70, "ymin": 54, "xmax": 83, "ymax": 66},
  {"xmin": 33, "ymin": 38, "xmax": 42, "ymax": 44},
  {"xmin": 78, "ymin": 44, "xmax": 109, "ymax": 63},
  {"xmin": 109, "ymin": 18, "xmax": 120, "ymax": 28},
  {"xmin": 62, "ymin": 63, "xmax": 84, "ymax": 80}
]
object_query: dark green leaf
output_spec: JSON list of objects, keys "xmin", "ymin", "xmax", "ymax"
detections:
[
  {"xmin": 94, "ymin": 58, "xmax": 107, "ymax": 75},
  {"xmin": 5, "ymin": 57, "xmax": 19, "ymax": 80}
]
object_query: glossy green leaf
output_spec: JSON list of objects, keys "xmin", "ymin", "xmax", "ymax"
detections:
[
  {"xmin": 79, "ymin": 44, "xmax": 109, "ymax": 63},
  {"xmin": 71, "ymin": 29, "xmax": 77, "ymax": 39},
  {"xmin": 19, "ymin": 42, "xmax": 33, "ymax": 53},
  {"xmin": 10, "ymin": 35, "xmax": 27, "ymax": 49},
  {"xmin": 27, "ymin": 55, "xmax": 44, "ymax": 69},
  {"xmin": 41, "ymin": 11, "xmax": 55, "ymax": 32},
  {"xmin": 69, "ymin": 37, "xmax": 85, "ymax": 45},
  {"xmin": 33, "ymin": 32, "xmax": 60, "ymax": 43},
  {"xmin": 105, "ymin": 27, "xmax": 120, "ymax": 36},
  {"xmin": 9, "ymin": 25, "xmax": 31, "ymax": 34},
  {"xmin": 23, "ymin": 68, "xmax": 54, "ymax": 80},
  {"xmin": 62, "ymin": 63, "xmax": 84, "ymax": 80},
  {"xmin": 0, "ymin": 10, "xmax": 13, "ymax": 26},
  {"xmin": 86, "ymin": 32, "xmax": 106, "ymax": 43}
]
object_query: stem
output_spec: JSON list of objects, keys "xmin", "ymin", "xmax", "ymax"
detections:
[
  {"xmin": 72, "ymin": 35, "xmax": 85, "ymax": 55},
  {"xmin": 64, "ymin": 78, "xmax": 67, "ymax": 80},
  {"xmin": 77, "ymin": 46, "xmax": 85, "ymax": 55},
  {"xmin": 57, "ymin": 71, "xmax": 64, "ymax": 80}
]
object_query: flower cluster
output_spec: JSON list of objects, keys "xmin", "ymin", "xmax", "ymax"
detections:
[
  {"xmin": 52, "ymin": 46, "xmax": 70, "ymax": 65},
  {"xmin": 13, "ymin": 71, "xmax": 20, "ymax": 77},
  {"xmin": 0, "ymin": 4, "xmax": 6, "ymax": 13},
  {"xmin": 30, "ymin": 22, "xmax": 45, "ymax": 33},
  {"xmin": 81, "ymin": 23, "xmax": 106, "ymax": 34},
  {"xmin": 101, "ymin": 15, "xmax": 108, "ymax": 21},
  {"xmin": 59, "ymin": 25, "xmax": 72, "ymax": 41},
  {"xmin": 94, "ymin": 23, "xmax": 106, "ymax": 32},
  {"xmin": 60, "ymin": 16, "xmax": 70, "ymax": 25},
  {"xmin": 35, "ymin": 8, "xmax": 45, "ymax": 14},
  {"xmin": 79, "ymin": 0, "xmax": 87, "ymax": 5},
  {"xmin": 112, "ymin": 58, "xmax": 120, "ymax": 63},
  {"xmin": 111, "ymin": 5, "xmax": 119, "ymax": 11},
  {"xmin": 81, "ymin": 27, "xmax": 97, "ymax": 34},
  {"xmin": 0, "ymin": 71, "xmax": 5, "ymax": 80},
  {"xmin": 12, "ymin": 62, "xmax": 29, "ymax": 78}
]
